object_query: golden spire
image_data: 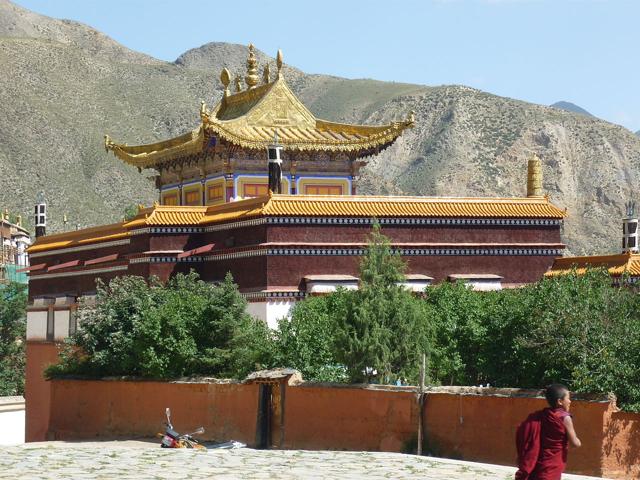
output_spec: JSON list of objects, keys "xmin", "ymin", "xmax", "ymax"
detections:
[
  {"xmin": 263, "ymin": 63, "xmax": 271, "ymax": 84},
  {"xmin": 234, "ymin": 76, "xmax": 243, "ymax": 93},
  {"xmin": 16, "ymin": 214, "xmax": 21, "ymax": 227},
  {"xmin": 527, "ymin": 154, "xmax": 544, "ymax": 198},
  {"xmin": 245, "ymin": 43, "xmax": 259, "ymax": 89},
  {"xmin": 220, "ymin": 67, "xmax": 231, "ymax": 96},
  {"xmin": 276, "ymin": 49, "xmax": 283, "ymax": 77}
]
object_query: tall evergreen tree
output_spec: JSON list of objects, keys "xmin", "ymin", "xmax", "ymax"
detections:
[{"xmin": 334, "ymin": 222, "xmax": 431, "ymax": 383}]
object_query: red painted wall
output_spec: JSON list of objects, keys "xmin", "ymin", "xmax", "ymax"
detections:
[
  {"xmin": 49, "ymin": 380, "xmax": 259, "ymax": 445},
  {"xmin": 283, "ymin": 385, "xmax": 418, "ymax": 451},
  {"xmin": 25, "ymin": 342, "xmax": 59, "ymax": 442}
]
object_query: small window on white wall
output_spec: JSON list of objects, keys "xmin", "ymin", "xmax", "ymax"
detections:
[{"xmin": 46, "ymin": 308, "xmax": 54, "ymax": 341}]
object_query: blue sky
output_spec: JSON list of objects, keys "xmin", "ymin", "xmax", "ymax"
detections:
[{"xmin": 15, "ymin": 0, "xmax": 640, "ymax": 132}]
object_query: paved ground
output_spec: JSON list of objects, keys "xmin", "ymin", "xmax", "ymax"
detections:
[{"xmin": 0, "ymin": 441, "xmax": 607, "ymax": 479}]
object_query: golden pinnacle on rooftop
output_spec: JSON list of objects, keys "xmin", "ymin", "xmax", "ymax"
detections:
[
  {"xmin": 245, "ymin": 43, "xmax": 259, "ymax": 89},
  {"xmin": 234, "ymin": 76, "xmax": 243, "ymax": 93},
  {"xmin": 263, "ymin": 63, "xmax": 270, "ymax": 84},
  {"xmin": 276, "ymin": 49, "xmax": 283, "ymax": 76},
  {"xmin": 220, "ymin": 67, "xmax": 231, "ymax": 96},
  {"xmin": 527, "ymin": 153, "xmax": 544, "ymax": 198}
]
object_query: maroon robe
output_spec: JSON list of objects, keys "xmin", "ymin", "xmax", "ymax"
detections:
[
  {"xmin": 531, "ymin": 408, "xmax": 571, "ymax": 480},
  {"xmin": 515, "ymin": 408, "xmax": 571, "ymax": 480}
]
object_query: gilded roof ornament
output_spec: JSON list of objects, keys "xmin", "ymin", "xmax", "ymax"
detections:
[
  {"xmin": 234, "ymin": 76, "xmax": 243, "ymax": 93},
  {"xmin": 104, "ymin": 134, "xmax": 115, "ymax": 153},
  {"xmin": 220, "ymin": 68, "xmax": 231, "ymax": 97},
  {"xmin": 276, "ymin": 49, "xmax": 283, "ymax": 77},
  {"xmin": 263, "ymin": 64, "xmax": 271, "ymax": 84},
  {"xmin": 245, "ymin": 43, "xmax": 259, "ymax": 89}
]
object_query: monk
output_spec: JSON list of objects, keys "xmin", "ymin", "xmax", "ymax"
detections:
[{"xmin": 517, "ymin": 384, "xmax": 582, "ymax": 480}]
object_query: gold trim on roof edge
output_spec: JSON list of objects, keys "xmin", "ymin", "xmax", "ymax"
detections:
[{"xmin": 546, "ymin": 252, "xmax": 640, "ymax": 277}]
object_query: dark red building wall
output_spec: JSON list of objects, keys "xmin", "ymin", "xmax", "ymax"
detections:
[
  {"xmin": 266, "ymin": 223, "xmax": 562, "ymax": 245},
  {"xmin": 265, "ymin": 253, "xmax": 557, "ymax": 287}
]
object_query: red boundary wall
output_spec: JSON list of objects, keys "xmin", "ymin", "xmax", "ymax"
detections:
[{"xmin": 42, "ymin": 379, "xmax": 640, "ymax": 479}]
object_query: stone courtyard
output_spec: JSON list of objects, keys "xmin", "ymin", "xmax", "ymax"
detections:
[{"xmin": 0, "ymin": 441, "xmax": 606, "ymax": 479}]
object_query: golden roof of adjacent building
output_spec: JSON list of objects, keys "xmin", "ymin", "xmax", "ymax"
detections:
[
  {"xmin": 28, "ymin": 222, "xmax": 128, "ymax": 254},
  {"xmin": 29, "ymin": 194, "xmax": 565, "ymax": 254},
  {"xmin": 545, "ymin": 252, "xmax": 640, "ymax": 277},
  {"xmin": 104, "ymin": 46, "xmax": 414, "ymax": 168}
]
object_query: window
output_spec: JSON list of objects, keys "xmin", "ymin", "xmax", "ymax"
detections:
[
  {"xmin": 243, "ymin": 183, "xmax": 269, "ymax": 197},
  {"xmin": 207, "ymin": 184, "xmax": 224, "ymax": 203},
  {"xmin": 184, "ymin": 188, "xmax": 201, "ymax": 206},
  {"xmin": 46, "ymin": 307, "xmax": 54, "ymax": 341},
  {"xmin": 162, "ymin": 193, "xmax": 179, "ymax": 206},
  {"xmin": 304, "ymin": 185, "xmax": 343, "ymax": 195}
]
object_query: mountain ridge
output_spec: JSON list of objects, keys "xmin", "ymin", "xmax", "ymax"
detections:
[
  {"xmin": 2, "ymin": 0, "xmax": 640, "ymax": 255},
  {"xmin": 550, "ymin": 101, "xmax": 594, "ymax": 118}
]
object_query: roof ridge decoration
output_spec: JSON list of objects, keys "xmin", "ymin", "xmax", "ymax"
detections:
[{"xmin": 105, "ymin": 45, "xmax": 414, "ymax": 167}]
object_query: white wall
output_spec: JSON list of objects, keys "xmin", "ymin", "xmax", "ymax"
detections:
[
  {"xmin": 26, "ymin": 310, "xmax": 48, "ymax": 341},
  {"xmin": 247, "ymin": 299, "xmax": 296, "ymax": 329},
  {"xmin": 0, "ymin": 398, "xmax": 25, "ymax": 445}
]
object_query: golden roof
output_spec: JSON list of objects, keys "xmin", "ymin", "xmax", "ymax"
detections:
[
  {"xmin": 28, "ymin": 194, "xmax": 565, "ymax": 254},
  {"xmin": 28, "ymin": 222, "xmax": 128, "ymax": 254},
  {"xmin": 105, "ymin": 47, "xmax": 414, "ymax": 168},
  {"xmin": 123, "ymin": 205, "xmax": 209, "ymax": 228},
  {"xmin": 545, "ymin": 252, "xmax": 640, "ymax": 277}
]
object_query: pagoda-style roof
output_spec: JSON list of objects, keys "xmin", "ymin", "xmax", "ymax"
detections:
[
  {"xmin": 105, "ymin": 46, "xmax": 414, "ymax": 168},
  {"xmin": 545, "ymin": 252, "xmax": 640, "ymax": 277},
  {"xmin": 29, "ymin": 194, "xmax": 565, "ymax": 254}
]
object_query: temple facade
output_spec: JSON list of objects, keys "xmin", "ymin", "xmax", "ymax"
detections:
[{"xmin": 105, "ymin": 45, "xmax": 413, "ymax": 205}]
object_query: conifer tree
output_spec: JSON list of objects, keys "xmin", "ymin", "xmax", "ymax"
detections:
[{"xmin": 334, "ymin": 222, "xmax": 430, "ymax": 383}]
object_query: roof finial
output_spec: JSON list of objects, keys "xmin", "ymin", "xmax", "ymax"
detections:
[
  {"xmin": 234, "ymin": 75, "xmax": 243, "ymax": 93},
  {"xmin": 263, "ymin": 63, "xmax": 271, "ymax": 84},
  {"xmin": 220, "ymin": 67, "xmax": 231, "ymax": 97},
  {"xmin": 276, "ymin": 49, "xmax": 283, "ymax": 77},
  {"xmin": 245, "ymin": 43, "xmax": 259, "ymax": 89}
]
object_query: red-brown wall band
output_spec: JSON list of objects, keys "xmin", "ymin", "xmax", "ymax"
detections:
[{"xmin": 43, "ymin": 380, "xmax": 639, "ymax": 478}]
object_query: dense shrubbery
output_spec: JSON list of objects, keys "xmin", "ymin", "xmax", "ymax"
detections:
[
  {"xmin": 0, "ymin": 282, "xmax": 27, "ymax": 396},
  {"xmin": 46, "ymin": 272, "xmax": 272, "ymax": 380}
]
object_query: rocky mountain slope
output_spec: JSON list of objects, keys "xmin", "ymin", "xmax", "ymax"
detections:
[{"xmin": 2, "ymin": 0, "xmax": 640, "ymax": 254}]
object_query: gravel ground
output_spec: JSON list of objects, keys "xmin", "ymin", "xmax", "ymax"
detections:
[{"xmin": 0, "ymin": 441, "xmax": 608, "ymax": 479}]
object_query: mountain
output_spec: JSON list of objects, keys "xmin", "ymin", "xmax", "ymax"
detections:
[
  {"xmin": 550, "ymin": 101, "xmax": 594, "ymax": 117},
  {"xmin": 2, "ymin": 0, "xmax": 640, "ymax": 255},
  {"xmin": 636, "ymin": 130, "xmax": 640, "ymax": 137}
]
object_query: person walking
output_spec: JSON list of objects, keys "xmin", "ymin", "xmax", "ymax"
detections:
[{"xmin": 515, "ymin": 384, "xmax": 582, "ymax": 480}]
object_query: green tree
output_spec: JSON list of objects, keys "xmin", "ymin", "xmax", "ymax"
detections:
[
  {"xmin": 333, "ymin": 223, "xmax": 432, "ymax": 384},
  {"xmin": 47, "ymin": 271, "xmax": 273, "ymax": 379},
  {"xmin": 273, "ymin": 292, "xmax": 349, "ymax": 382},
  {"xmin": 0, "ymin": 282, "xmax": 27, "ymax": 395}
]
